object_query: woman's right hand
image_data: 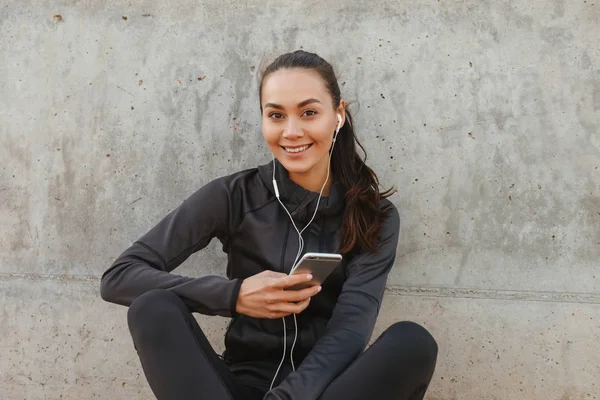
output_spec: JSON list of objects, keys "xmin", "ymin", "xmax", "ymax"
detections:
[{"xmin": 235, "ymin": 270, "xmax": 322, "ymax": 319}]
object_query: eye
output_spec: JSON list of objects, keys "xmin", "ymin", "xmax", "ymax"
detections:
[
  {"xmin": 302, "ymin": 109, "xmax": 317, "ymax": 117},
  {"xmin": 268, "ymin": 112, "xmax": 284, "ymax": 120}
]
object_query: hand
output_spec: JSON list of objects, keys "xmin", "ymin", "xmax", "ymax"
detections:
[{"xmin": 236, "ymin": 270, "xmax": 322, "ymax": 319}]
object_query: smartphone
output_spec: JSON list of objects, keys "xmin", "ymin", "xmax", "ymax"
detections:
[{"xmin": 286, "ymin": 252, "xmax": 343, "ymax": 291}]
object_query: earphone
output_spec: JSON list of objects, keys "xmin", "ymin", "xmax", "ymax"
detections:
[
  {"xmin": 269, "ymin": 113, "xmax": 342, "ymax": 390},
  {"xmin": 334, "ymin": 114, "xmax": 342, "ymax": 143}
]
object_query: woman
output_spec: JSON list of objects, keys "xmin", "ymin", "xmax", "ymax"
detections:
[{"xmin": 100, "ymin": 50, "xmax": 437, "ymax": 400}]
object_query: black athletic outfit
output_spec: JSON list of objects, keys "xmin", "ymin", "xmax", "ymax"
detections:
[{"xmin": 100, "ymin": 160, "xmax": 437, "ymax": 399}]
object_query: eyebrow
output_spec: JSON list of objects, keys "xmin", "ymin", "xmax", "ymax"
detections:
[{"xmin": 264, "ymin": 98, "xmax": 322, "ymax": 110}]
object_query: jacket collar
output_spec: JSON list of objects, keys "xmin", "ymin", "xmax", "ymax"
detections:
[{"xmin": 257, "ymin": 159, "xmax": 345, "ymax": 223}]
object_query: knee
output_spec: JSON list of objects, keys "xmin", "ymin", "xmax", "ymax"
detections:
[
  {"xmin": 382, "ymin": 321, "xmax": 438, "ymax": 366},
  {"xmin": 127, "ymin": 289, "xmax": 183, "ymax": 343}
]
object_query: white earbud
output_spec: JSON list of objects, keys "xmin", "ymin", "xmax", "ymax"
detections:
[{"xmin": 333, "ymin": 114, "xmax": 342, "ymax": 143}]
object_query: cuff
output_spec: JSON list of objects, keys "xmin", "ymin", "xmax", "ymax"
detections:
[{"xmin": 229, "ymin": 278, "xmax": 243, "ymax": 317}]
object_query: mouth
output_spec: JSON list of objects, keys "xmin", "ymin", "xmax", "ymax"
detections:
[{"xmin": 281, "ymin": 144, "xmax": 313, "ymax": 154}]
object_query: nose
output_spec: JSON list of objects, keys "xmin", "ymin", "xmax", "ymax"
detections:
[{"xmin": 283, "ymin": 118, "xmax": 303, "ymax": 139}]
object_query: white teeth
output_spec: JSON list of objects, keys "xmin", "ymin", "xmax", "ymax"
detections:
[{"xmin": 284, "ymin": 145, "xmax": 310, "ymax": 153}]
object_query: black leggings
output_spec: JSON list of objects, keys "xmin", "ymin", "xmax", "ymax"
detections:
[{"xmin": 127, "ymin": 289, "xmax": 438, "ymax": 400}]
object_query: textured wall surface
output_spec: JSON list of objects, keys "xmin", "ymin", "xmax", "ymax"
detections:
[{"xmin": 1, "ymin": 1, "xmax": 599, "ymax": 399}]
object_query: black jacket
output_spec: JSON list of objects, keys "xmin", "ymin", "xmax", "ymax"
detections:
[{"xmin": 100, "ymin": 160, "xmax": 400, "ymax": 399}]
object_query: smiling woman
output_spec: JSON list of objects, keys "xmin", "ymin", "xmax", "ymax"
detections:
[
  {"xmin": 261, "ymin": 69, "xmax": 342, "ymax": 194},
  {"xmin": 259, "ymin": 52, "xmax": 395, "ymax": 254},
  {"xmin": 100, "ymin": 50, "xmax": 438, "ymax": 400}
]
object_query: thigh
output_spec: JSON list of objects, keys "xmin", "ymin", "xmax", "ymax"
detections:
[
  {"xmin": 319, "ymin": 322, "xmax": 437, "ymax": 400},
  {"xmin": 128, "ymin": 289, "xmax": 260, "ymax": 400}
]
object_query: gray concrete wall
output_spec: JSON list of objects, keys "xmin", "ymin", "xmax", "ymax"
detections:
[{"xmin": 1, "ymin": 1, "xmax": 598, "ymax": 399}]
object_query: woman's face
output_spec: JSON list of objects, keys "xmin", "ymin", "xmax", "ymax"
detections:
[{"xmin": 261, "ymin": 68, "xmax": 344, "ymax": 180}]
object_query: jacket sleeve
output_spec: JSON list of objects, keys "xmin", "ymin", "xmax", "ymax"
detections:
[
  {"xmin": 100, "ymin": 176, "xmax": 242, "ymax": 317},
  {"xmin": 265, "ymin": 202, "xmax": 400, "ymax": 400}
]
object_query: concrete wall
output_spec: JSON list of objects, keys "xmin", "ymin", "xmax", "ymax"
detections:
[{"xmin": 1, "ymin": 1, "xmax": 598, "ymax": 399}]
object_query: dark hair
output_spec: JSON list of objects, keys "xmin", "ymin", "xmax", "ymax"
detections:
[{"xmin": 259, "ymin": 50, "xmax": 395, "ymax": 254}]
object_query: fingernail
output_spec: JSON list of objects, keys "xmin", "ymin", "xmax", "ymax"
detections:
[
  {"xmin": 307, "ymin": 274, "xmax": 313, "ymax": 280},
  {"xmin": 317, "ymin": 286, "xmax": 322, "ymax": 292}
]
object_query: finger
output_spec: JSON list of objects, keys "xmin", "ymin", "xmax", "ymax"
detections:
[
  {"xmin": 276, "ymin": 285, "xmax": 321, "ymax": 303},
  {"xmin": 267, "ymin": 311, "xmax": 293, "ymax": 319},
  {"xmin": 270, "ymin": 273, "xmax": 313, "ymax": 289},
  {"xmin": 268, "ymin": 300, "xmax": 311, "ymax": 318},
  {"xmin": 273, "ymin": 298, "xmax": 311, "ymax": 315},
  {"xmin": 293, "ymin": 298, "xmax": 311, "ymax": 313}
]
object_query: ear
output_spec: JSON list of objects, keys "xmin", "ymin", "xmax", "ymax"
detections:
[{"xmin": 336, "ymin": 99, "xmax": 346, "ymax": 128}]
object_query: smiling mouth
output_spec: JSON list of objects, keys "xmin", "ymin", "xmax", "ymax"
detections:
[{"xmin": 281, "ymin": 144, "xmax": 313, "ymax": 153}]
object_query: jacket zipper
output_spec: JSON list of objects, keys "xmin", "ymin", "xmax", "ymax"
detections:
[
  {"xmin": 279, "ymin": 218, "xmax": 291, "ymax": 368},
  {"xmin": 280, "ymin": 218, "xmax": 290, "ymax": 272},
  {"xmin": 318, "ymin": 217, "xmax": 324, "ymax": 253}
]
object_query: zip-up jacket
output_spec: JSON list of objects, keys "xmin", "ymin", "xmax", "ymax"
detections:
[{"xmin": 100, "ymin": 160, "xmax": 400, "ymax": 399}]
